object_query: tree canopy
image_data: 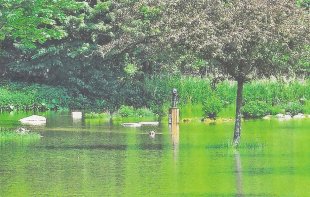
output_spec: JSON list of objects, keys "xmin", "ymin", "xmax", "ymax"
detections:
[{"xmin": 159, "ymin": 0, "xmax": 309, "ymax": 145}]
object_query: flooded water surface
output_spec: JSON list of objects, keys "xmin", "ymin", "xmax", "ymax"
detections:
[{"xmin": 0, "ymin": 112, "xmax": 310, "ymax": 196}]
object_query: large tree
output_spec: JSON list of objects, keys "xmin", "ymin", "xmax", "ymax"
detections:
[{"xmin": 161, "ymin": 0, "xmax": 309, "ymax": 146}]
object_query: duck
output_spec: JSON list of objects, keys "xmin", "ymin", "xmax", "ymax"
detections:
[
  {"xmin": 16, "ymin": 127, "xmax": 29, "ymax": 134},
  {"xmin": 149, "ymin": 130, "xmax": 156, "ymax": 138}
]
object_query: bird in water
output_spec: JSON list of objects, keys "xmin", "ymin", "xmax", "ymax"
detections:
[
  {"xmin": 149, "ymin": 130, "xmax": 156, "ymax": 138},
  {"xmin": 16, "ymin": 127, "xmax": 29, "ymax": 135}
]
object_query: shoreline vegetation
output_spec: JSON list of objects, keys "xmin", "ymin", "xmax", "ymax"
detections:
[
  {"xmin": 0, "ymin": 129, "xmax": 42, "ymax": 142},
  {"xmin": 1, "ymin": 77, "xmax": 310, "ymax": 122}
]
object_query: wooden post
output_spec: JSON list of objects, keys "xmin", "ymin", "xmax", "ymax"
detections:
[{"xmin": 169, "ymin": 107, "xmax": 179, "ymax": 125}]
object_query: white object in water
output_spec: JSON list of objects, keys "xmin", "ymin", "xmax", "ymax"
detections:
[
  {"xmin": 276, "ymin": 114, "xmax": 284, "ymax": 119},
  {"xmin": 72, "ymin": 111, "xmax": 82, "ymax": 119},
  {"xmin": 139, "ymin": 122, "xmax": 159, "ymax": 126},
  {"xmin": 122, "ymin": 123, "xmax": 142, "ymax": 127},
  {"xmin": 262, "ymin": 115, "xmax": 272, "ymax": 120},
  {"xmin": 284, "ymin": 114, "xmax": 292, "ymax": 120},
  {"xmin": 20, "ymin": 115, "xmax": 46, "ymax": 125},
  {"xmin": 293, "ymin": 113, "xmax": 305, "ymax": 119},
  {"xmin": 149, "ymin": 130, "xmax": 156, "ymax": 138}
]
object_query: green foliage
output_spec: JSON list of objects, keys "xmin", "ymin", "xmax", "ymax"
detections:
[
  {"xmin": 136, "ymin": 107, "xmax": 155, "ymax": 117},
  {"xmin": 85, "ymin": 112, "xmax": 110, "ymax": 119},
  {"xmin": 269, "ymin": 105, "xmax": 285, "ymax": 115},
  {"xmin": 118, "ymin": 105, "xmax": 135, "ymax": 117},
  {"xmin": 242, "ymin": 101, "xmax": 270, "ymax": 119},
  {"xmin": 181, "ymin": 103, "xmax": 204, "ymax": 119},
  {"xmin": 297, "ymin": 0, "xmax": 310, "ymax": 8},
  {"xmin": 303, "ymin": 100, "xmax": 310, "ymax": 114},
  {"xmin": 117, "ymin": 105, "xmax": 155, "ymax": 118},
  {"xmin": 0, "ymin": 0, "xmax": 83, "ymax": 48},
  {"xmin": 243, "ymin": 80, "xmax": 310, "ymax": 106},
  {"xmin": 285, "ymin": 102, "xmax": 304, "ymax": 115},
  {"xmin": 124, "ymin": 63, "xmax": 138, "ymax": 76},
  {"xmin": 215, "ymin": 81, "xmax": 236, "ymax": 106},
  {"xmin": 139, "ymin": 4, "xmax": 161, "ymax": 20},
  {"xmin": 202, "ymin": 94, "xmax": 223, "ymax": 119},
  {"xmin": 0, "ymin": 130, "xmax": 41, "ymax": 142},
  {"xmin": 144, "ymin": 76, "xmax": 310, "ymax": 119},
  {"xmin": 0, "ymin": 82, "xmax": 70, "ymax": 111},
  {"xmin": 163, "ymin": 0, "xmax": 309, "ymax": 82}
]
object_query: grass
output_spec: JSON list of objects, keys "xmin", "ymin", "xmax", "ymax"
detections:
[
  {"xmin": 0, "ymin": 130, "xmax": 42, "ymax": 142},
  {"xmin": 85, "ymin": 112, "xmax": 111, "ymax": 119},
  {"xmin": 85, "ymin": 106, "xmax": 158, "ymax": 122}
]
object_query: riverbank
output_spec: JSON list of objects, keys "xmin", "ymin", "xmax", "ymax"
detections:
[
  {"xmin": 0, "ymin": 129, "xmax": 42, "ymax": 142},
  {"xmin": 1, "ymin": 78, "xmax": 309, "ymax": 120}
]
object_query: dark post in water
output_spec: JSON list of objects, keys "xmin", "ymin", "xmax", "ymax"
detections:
[{"xmin": 169, "ymin": 88, "xmax": 179, "ymax": 124}]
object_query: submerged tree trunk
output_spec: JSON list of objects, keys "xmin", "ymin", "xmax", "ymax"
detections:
[{"xmin": 233, "ymin": 79, "xmax": 244, "ymax": 146}]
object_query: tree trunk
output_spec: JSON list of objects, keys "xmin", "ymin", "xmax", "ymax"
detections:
[{"xmin": 233, "ymin": 79, "xmax": 244, "ymax": 146}]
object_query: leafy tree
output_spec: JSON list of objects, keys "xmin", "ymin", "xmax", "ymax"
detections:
[
  {"xmin": 0, "ymin": 0, "xmax": 83, "ymax": 77},
  {"xmin": 161, "ymin": 0, "xmax": 310, "ymax": 146},
  {"xmin": 3, "ymin": 0, "xmax": 164, "ymax": 112}
]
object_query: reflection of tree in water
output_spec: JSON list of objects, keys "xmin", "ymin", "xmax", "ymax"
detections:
[{"xmin": 234, "ymin": 150, "xmax": 243, "ymax": 197}]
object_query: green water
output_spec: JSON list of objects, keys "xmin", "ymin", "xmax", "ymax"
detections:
[{"xmin": 0, "ymin": 112, "xmax": 310, "ymax": 196}]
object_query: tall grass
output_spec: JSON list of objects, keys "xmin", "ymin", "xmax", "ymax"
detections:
[
  {"xmin": 0, "ymin": 130, "xmax": 41, "ymax": 142},
  {"xmin": 145, "ymin": 76, "xmax": 310, "ymax": 119}
]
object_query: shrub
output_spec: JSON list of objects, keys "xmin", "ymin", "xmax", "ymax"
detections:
[
  {"xmin": 202, "ymin": 94, "xmax": 223, "ymax": 119},
  {"xmin": 269, "ymin": 105, "xmax": 285, "ymax": 115},
  {"xmin": 118, "ymin": 105, "xmax": 135, "ymax": 117},
  {"xmin": 136, "ymin": 108, "xmax": 155, "ymax": 117},
  {"xmin": 0, "ymin": 83, "xmax": 70, "ymax": 111},
  {"xmin": 117, "ymin": 105, "xmax": 155, "ymax": 118},
  {"xmin": 215, "ymin": 81, "xmax": 236, "ymax": 106},
  {"xmin": 242, "ymin": 101, "xmax": 270, "ymax": 118},
  {"xmin": 0, "ymin": 130, "xmax": 41, "ymax": 141},
  {"xmin": 303, "ymin": 100, "xmax": 310, "ymax": 114},
  {"xmin": 285, "ymin": 102, "xmax": 304, "ymax": 115},
  {"xmin": 85, "ymin": 112, "xmax": 110, "ymax": 119}
]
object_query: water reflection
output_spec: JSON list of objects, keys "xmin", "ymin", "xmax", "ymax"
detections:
[
  {"xmin": 72, "ymin": 117, "xmax": 82, "ymax": 127},
  {"xmin": 1, "ymin": 112, "xmax": 310, "ymax": 196},
  {"xmin": 169, "ymin": 124, "xmax": 179, "ymax": 161},
  {"xmin": 234, "ymin": 150, "xmax": 243, "ymax": 197}
]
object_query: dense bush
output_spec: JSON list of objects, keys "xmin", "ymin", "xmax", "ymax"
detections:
[
  {"xmin": 269, "ymin": 105, "xmax": 285, "ymax": 115},
  {"xmin": 0, "ymin": 83, "xmax": 70, "ymax": 111},
  {"xmin": 117, "ymin": 105, "xmax": 155, "ymax": 118},
  {"xmin": 242, "ymin": 101, "xmax": 271, "ymax": 119},
  {"xmin": 85, "ymin": 112, "xmax": 110, "ymax": 119},
  {"xmin": 215, "ymin": 81, "xmax": 236, "ymax": 106},
  {"xmin": 304, "ymin": 101, "xmax": 310, "ymax": 114},
  {"xmin": 285, "ymin": 102, "xmax": 304, "ymax": 115},
  {"xmin": 0, "ymin": 82, "xmax": 109, "ymax": 111},
  {"xmin": 202, "ymin": 94, "xmax": 223, "ymax": 119},
  {"xmin": 118, "ymin": 105, "xmax": 135, "ymax": 117}
]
